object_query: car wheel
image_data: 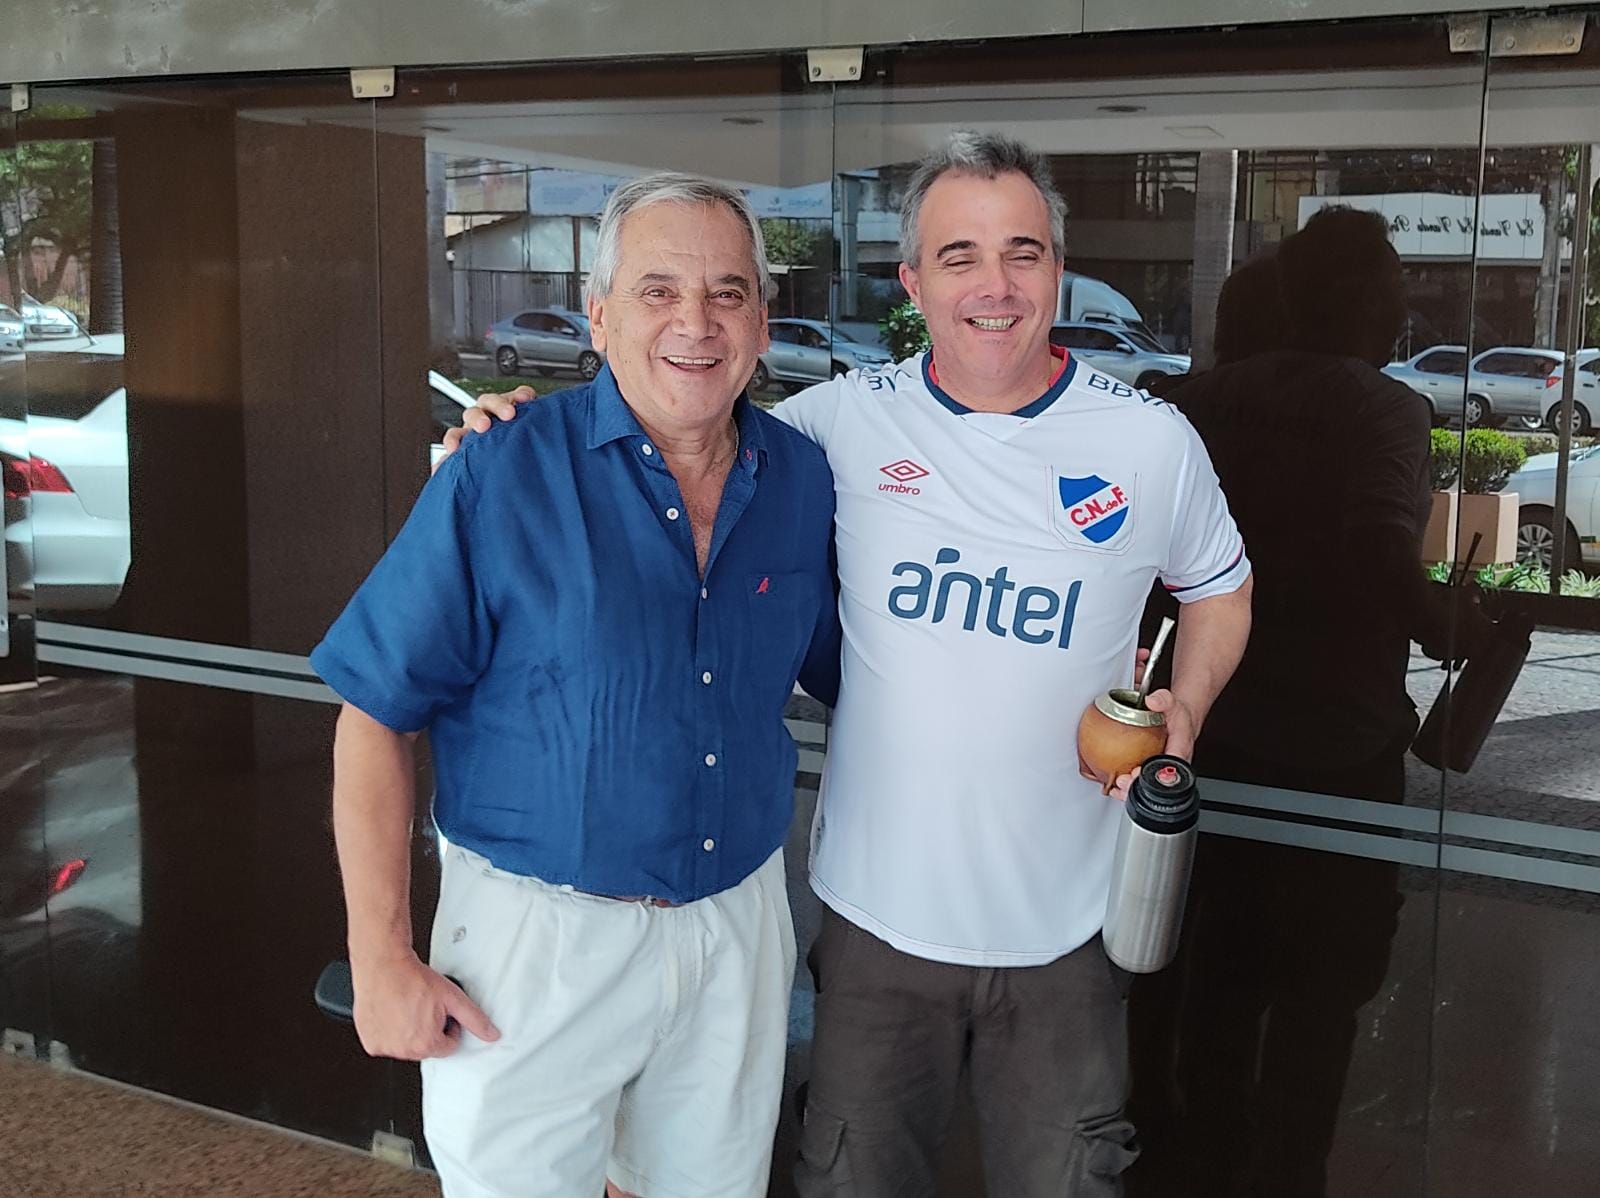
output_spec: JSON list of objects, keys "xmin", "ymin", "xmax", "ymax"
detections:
[
  {"xmin": 750, "ymin": 361, "xmax": 770, "ymax": 393},
  {"xmin": 578, "ymin": 351, "xmax": 602, "ymax": 381},
  {"xmin": 1514, "ymin": 413, "xmax": 1544, "ymax": 432},
  {"xmin": 495, "ymin": 346, "xmax": 519, "ymax": 376},
  {"xmin": 1516, "ymin": 506, "xmax": 1581, "ymax": 574},
  {"xmin": 1464, "ymin": 393, "xmax": 1490, "ymax": 427},
  {"xmin": 831, "ymin": 360, "xmax": 850, "ymax": 378},
  {"xmin": 1548, "ymin": 401, "xmax": 1594, "ymax": 437}
]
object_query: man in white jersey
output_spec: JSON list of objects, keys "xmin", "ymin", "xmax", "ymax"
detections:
[{"xmin": 444, "ymin": 132, "xmax": 1252, "ymax": 1196}]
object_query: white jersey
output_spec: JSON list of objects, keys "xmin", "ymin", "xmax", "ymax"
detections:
[{"xmin": 772, "ymin": 351, "xmax": 1249, "ymax": 967}]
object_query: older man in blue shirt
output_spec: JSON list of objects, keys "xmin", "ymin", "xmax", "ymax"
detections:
[{"xmin": 311, "ymin": 173, "xmax": 840, "ymax": 1198}]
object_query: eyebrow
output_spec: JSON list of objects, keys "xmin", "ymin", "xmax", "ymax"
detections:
[
  {"xmin": 634, "ymin": 271, "xmax": 754, "ymax": 290},
  {"xmin": 935, "ymin": 236, "xmax": 1048, "ymax": 258}
]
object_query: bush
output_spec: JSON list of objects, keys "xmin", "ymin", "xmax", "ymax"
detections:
[
  {"xmin": 878, "ymin": 301, "xmax": 931, "ymax": 362},
  {"xmin": 1460, "ymin": 428, "xmax": 1526, "ymax": 494},
  {"xmin": 1429, "ymin": 428, "xmax": 1460, "ymax": 491},
  {"xmin": 1429, "ymin": 428, "xmax": 1526, "ymax": 493}
]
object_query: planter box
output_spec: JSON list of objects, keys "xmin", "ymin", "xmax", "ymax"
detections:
[
  {"xmin": 1423, "ymin": 490, "xmax": 1517, "ymax": 568},
  {"xmin": 1457, "ymin": 491, "xmax": 1518, "ymax": 568},
  {"xmin": 1422, "ymin": 491, "xmax": 1458, "ymax": 565}
]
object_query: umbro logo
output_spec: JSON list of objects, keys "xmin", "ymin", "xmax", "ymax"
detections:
[{"xmin": 879, "ymin": 458, "xmax": 930, "ymax": 495}]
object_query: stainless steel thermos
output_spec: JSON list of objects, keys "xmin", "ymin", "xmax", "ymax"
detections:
[{"xmin": 1102, "ymin": 754, "xmax": 1200, "ymax": 974}]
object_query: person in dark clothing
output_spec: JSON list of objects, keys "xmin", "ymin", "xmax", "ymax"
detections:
[{"xmin": 1128, "ymin": 209, "xmax": 1485, "ymax": 1197}]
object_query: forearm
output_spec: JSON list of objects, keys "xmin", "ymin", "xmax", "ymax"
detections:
[
  {"xmin": 1170, "ymin": 576, "xmax": 1254, "ymax": 733},
  {"xmin": 332, "ymin": 703, "xmax": 421, "ymax": 969}
]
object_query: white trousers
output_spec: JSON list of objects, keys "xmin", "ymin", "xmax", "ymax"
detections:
[{"xmin": 422, "ymin": 844, "xmax": 795, "ymax": 1198}]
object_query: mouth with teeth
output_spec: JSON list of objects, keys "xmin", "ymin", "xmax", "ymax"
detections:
[
  {"xmin": 663, "ymin": 354, "xmax": 723, "ymax": 373},
  {"xmin": 966, "ymin": 316, "xmax": 1022, "ymax": 332}
]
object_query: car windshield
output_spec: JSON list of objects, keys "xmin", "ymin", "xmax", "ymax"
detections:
[{"xmin": 1121, "ymin": 328, "xmax": 1167, "ymax": 353}]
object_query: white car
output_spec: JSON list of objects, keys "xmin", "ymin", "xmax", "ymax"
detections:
[
  {"xmin": 1541, "ymin": 350, "xmax": 1600, "ymax": 436},
  {"xmin": 0, "ymin": 304, "xmax": 24, "ymax": 354},
  {"xmin": 4, "ymin": 367, "xmax": 476, "ymax": 611},
  {"xmin": 1507, "ymin": 445, "xmax": 1600, "ymax": 572}
]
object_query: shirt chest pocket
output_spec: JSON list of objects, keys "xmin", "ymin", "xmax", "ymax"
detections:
[{"xmin": 741, "ymin": 570, "xmax": 819, "ymax": 701}]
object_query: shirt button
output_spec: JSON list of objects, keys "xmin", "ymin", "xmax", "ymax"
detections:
[
  {"xmin": 702, "ymin": 671, "xmax": 713, "ymax": 685},
  {"xmin": 704, "ymin": 753, "xmax": 717, "ymax": 767},
  {"xmin": 703, "ymin": 838, "xmax": 716, "ymax": 852},
  {"xmin": 701, "ymin": 587, "xmax": 709, "ymax": 600},
  {"xmin": 641, "ymin": 443, "xmax": 655, "ymax": 456},
  {"xmin": 666, "ymin": 507, "xmax": 681, "ymax": 521}
]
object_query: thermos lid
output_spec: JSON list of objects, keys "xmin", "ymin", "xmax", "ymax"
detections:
[{"xmin": 1128, "ymin": 755, "xmax": 1199, "ymax": 832}]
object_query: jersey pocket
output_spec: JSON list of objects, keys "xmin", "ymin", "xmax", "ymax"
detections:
[{"xmin": 1048, "ymin": 468, "xmax": 1137, "ymax": 555}]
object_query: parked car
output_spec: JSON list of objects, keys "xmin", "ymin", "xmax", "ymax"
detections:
[
  {"xmin": 752, "ymin": 318, "xmax": 893, "ymax": 392},
  {"xmin": 3, "ymin": 362, "xmax": 474, "ymax": 610},
  {"xmin": 19, "ymin": 295, "xmax": 81, "ymax": 340},
  {"xmin": 1048, "ymin": 321, "xmax": 1191, "ymax": 389},
  {"xmin": 0, "ymin": 304, "xmax": 24, "ymax": 354},
  {"xmin": 1540, "ymin": 349, "xmax": 1600, "ymax": 436},
  {"xmin": 485, "ymin": 309, "xmax": 603, "ymax": 380},
  {"xmin": 1506, "ymin": 444, "xmax": 1600, "ymax": 572},
  {"xmin": 1383, "ymin": 345, "xmax": 1559, "ymax": 429},
  {"xmin": 2, "ymin": 387, "xmax": 131, "ymax": 611}
]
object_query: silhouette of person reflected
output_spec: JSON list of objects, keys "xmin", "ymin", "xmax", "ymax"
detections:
[{"xmin": 1128, "ymin": 209, "xmax": 1485, "ymax": 1197}]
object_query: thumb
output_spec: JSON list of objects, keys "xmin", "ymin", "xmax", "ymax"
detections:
[
  {"xmin": 1142, "ymin": 688, "xmax": 1174, "ymax": 712},
  {"xmin": 445, "ymin": 986, "xmax": 500, "ymax": 1043}
]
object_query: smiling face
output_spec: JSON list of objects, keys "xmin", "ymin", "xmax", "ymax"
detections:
[
  {"xmin": 899, "ymin": 169, "xmax": 1063, "ymax": 400},
  {"xmin": 588, "ymin": 200, "xmax": 768, "ymax": 436}
]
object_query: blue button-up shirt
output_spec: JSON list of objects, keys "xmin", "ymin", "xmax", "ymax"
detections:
[{"xmin": 311, "ymin": 366, "xmax": 840, "ymax": 902}]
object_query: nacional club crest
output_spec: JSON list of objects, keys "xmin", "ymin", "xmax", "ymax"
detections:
[{"xmin": 1054, "ymin": 473, "xmax": 1132, "ymax": 548}]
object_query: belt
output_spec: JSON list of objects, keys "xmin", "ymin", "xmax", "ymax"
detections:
[{"xmin": 579, "ymin": 890, "xmax": 680, "ymax": 908}]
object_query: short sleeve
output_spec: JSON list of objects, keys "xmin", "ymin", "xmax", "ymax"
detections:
[
  {"xmin": 767, "ymin": 375, "xmax": 848, "ymax": 451},
  {"xmin": 1159, "ymin": 415, "xmax": 1252, "ymax": 604},
  {"xmin": 310, "ymin": 454, "xmax": 494, "ymax": 731}
]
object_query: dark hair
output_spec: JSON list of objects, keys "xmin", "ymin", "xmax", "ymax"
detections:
[
  {"xmin": 1214, "ymin": 251, "xmax": 1288, "ymax": 365},
  {"xmin": 1275, "ymin": 205, "xmax": 1405, "ymax": 366}
]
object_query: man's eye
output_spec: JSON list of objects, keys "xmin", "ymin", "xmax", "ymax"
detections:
[
  {"xmin": 642, "ymin": 287, "xmax": 671, "ymax": 300},
  {"xmin": 1010, "ymin": 252, "xmax": 1041, "ymax": 265},
  {"xmin": 944, "ymin": 258, "xmax": 975, "ymax": 270},
  {"xmin": 714, "ymin": 290, "xmax": 747, "ymax": 303}
]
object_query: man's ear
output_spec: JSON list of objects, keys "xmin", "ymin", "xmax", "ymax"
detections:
[
  {"xmin": 587, "ymin": 293, "xmax": 608, "ymax": 353},
  {"xmin": 898, "ymin": 260, "xmax": 921, "ymax": 310},
  {"xmin": 757, "ymin": 304, "xmax": 770, "ymax": 354}
]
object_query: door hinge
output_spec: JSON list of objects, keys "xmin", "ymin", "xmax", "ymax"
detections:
[
  {"xmin": 807, "ymin": 47, "xmax": 864, "ymax": 84},
  {"xmin": 370, "ymin": 1130, "xmax": 417, "ymax": 1167},
  {"xmin": 1450, "ymin": 13, "xmax": 1584, "ymax": 57},
  {"xmin": 350, "ymin": 67, "xmax": 396, "ymax": 100}
]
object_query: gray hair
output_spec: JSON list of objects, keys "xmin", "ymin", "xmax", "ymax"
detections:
[
  {"xmin": 899, "ymin": 131, "xmax": 1068, "ymax": 266},
  {"xmin": 585, "ymin": 172, "xmax": 770, "ymax": 306}
]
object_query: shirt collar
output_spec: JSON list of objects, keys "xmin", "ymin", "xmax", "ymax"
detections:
[
  {"xmin": 922, "ymin": 345, "xmax": 1076, "ymax": 419},
  {"xmin": 587, "ymin": 362, "xmax": 767, "ymax": 476}
]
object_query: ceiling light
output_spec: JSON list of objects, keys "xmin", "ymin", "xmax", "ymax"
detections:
[
  {"xmin": 1164, "ymin": 125, "xmax": 1224, "ymax": 140},
  {"xmin": 723, "ymin": 116, "xmax": 764, "ymax": 126},
  {"xmin": 1097, "ymin": 104, "xmax": 1146, "ymax": 114}
]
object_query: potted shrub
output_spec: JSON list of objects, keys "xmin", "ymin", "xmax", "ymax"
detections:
[
  {"xmin": 1423, "ymin": 427, "xmax": 1460, "ymax": 565},
  {"xmin": 1454, "ymin": 428, "xmax": 1525, "ymax": 567}
]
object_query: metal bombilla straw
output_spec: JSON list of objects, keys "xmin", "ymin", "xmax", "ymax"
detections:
[{"xmin": 1135, "ymin": 616, "xmax": 1176, "ymax": 707}]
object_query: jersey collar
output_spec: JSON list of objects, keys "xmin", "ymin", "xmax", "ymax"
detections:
[{"xmin": 922, "ymin": 346, "xmax": 1075, "ymax": 419}]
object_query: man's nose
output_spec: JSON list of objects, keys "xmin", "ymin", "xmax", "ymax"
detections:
[
  {"xmin": 971, "ymin": 255, "xmax": 1012, "ymax": 300},
  {"xmin": 672, "ymin": 296, "xmax": 715, "ymax": 339}
]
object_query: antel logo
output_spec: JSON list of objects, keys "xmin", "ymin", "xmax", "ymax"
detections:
[{"xmin": 879, "ymin": 458, "xmax": 930, "ymax": 495}]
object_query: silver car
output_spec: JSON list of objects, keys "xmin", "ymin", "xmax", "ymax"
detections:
[
  {"xmin": 1048, "ymin": 322, "xmax": 1190, "ymax": 390},
  {"xmin": 486, "ymin": 308, "xmax": 604, "ymax": 380},
  {"xmin": 752, "ymin": 319, "xmax": 893, "ymax": 393},
  {"xmin": 1384, "ymin": 345, "xmax": 1556, "ymax": 429}
]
